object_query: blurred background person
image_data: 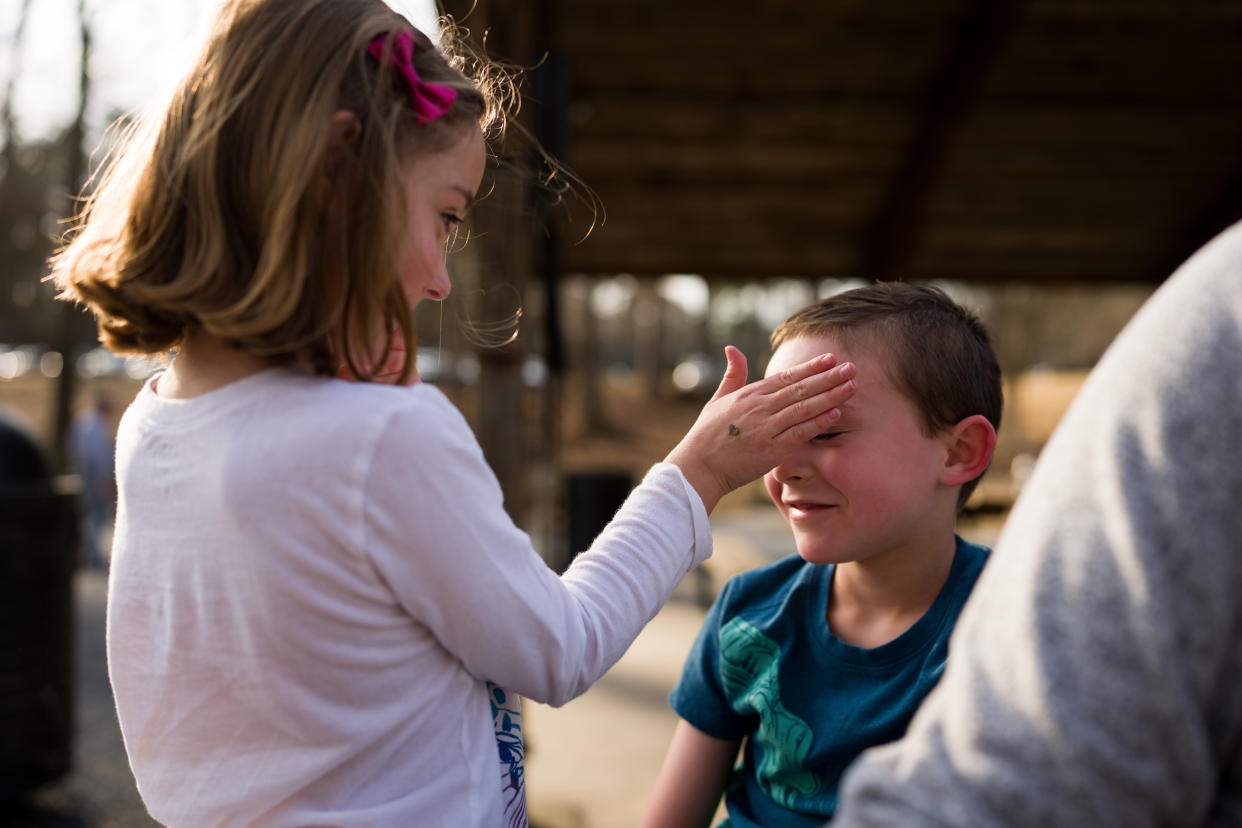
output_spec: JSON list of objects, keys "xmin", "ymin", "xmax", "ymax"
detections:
[{"xmin": 69, "ymin": 392, "xmax": 114, "ymax": 569}]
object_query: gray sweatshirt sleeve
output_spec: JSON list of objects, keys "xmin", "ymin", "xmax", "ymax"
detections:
[{"xmin": 832, "ymin": 221, "xmax": 1242, "ymax": 827}]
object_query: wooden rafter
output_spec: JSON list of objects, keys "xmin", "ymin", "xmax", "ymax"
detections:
[{"xmin": 863, "ymin": 0, "xmax": 1023, "ymax": 282}]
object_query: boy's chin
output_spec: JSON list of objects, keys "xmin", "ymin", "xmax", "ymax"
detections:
[{"xmin": 794, "ymin": 540, "xmax": 855, "ymax": 566}]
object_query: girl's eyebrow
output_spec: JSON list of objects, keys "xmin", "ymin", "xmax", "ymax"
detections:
[{"xmin": 452, "ymin": 186, "xmax": 477, "ymax": 207}]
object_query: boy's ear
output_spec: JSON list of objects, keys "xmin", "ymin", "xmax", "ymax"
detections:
[{"xmin": 939, "ymin": 414, "xmax": 997, "ymax": 487}]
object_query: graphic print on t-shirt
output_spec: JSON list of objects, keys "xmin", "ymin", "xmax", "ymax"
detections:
[{"xmin": 719, "ymin": 617, "xmax": 820, "ymax": 807}]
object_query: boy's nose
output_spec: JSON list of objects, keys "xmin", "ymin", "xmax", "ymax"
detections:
[{"xmin": 771, "ymin": 449, "xmax": 813, "ymax": 483}]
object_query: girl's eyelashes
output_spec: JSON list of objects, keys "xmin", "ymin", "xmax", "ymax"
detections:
[
  {"xmin": 812, "ymin": 431, "xmax": 842, "ymax": 442},
  {"xmin": 440, "ymin": 213, "xmax": 465, "ymax": 246}
]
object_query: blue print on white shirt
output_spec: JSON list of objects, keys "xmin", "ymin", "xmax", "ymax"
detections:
[{"xmin": 489, "ymin": 682, "xmax": 526, "ymax": 828}]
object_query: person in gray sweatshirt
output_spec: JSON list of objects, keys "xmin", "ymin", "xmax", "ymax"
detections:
[{"xmin": 830, "ymin": 220, "xmax": 1242, "ymax": 827}]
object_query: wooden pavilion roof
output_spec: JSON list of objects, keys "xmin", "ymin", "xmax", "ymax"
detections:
[{"xmin": 447, "ymin": 0, "xmax": 1242, "ymax": 285}]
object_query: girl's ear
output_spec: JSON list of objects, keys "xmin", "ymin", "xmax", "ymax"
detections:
[
  {"xmin": 322, "ymin": 110, "xmax": 362, "ymax": 184},
  {"xmin": 939, "ymin": 414, "xmax": 997, "ymax": 487},
  {"xmin": 328, "ymin": 110, "xmax": 362, "ymax": 148}
]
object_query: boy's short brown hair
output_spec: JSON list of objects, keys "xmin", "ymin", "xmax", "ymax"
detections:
[{"xmin": 771, "ymin": 282, "xmax": 1002, "ymax": 507}]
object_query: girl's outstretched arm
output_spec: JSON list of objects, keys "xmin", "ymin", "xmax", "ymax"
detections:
[
  {"xmin": 641, "ymin": 719, "xmax": 741, "ymax": 828},
  {"xmin": 357, "ymin": 345, "xmax": 854, "ymax": 705},
  {"xmin": 666, "ymin": 345, "xmax": 856, "ymax": 512}
]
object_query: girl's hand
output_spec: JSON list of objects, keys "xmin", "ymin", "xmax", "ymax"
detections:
[{"xmin": 664, "ymin": 345, "xmax": 856, "ymax": 513}]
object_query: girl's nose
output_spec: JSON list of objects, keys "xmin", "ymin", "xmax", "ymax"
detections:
[{"xmin": 425, "ymin": 260, "xmax": 451, "ymax": 301}]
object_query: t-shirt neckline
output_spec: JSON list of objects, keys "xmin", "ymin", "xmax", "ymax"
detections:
[{"xmin": 811, "ymin": 536, "xmax": 975, "ymax": 668}]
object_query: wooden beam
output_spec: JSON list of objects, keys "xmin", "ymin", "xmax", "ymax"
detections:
[{"xmin": 863, "ymin": 0, "xmax": 1022, "ymax": 282}]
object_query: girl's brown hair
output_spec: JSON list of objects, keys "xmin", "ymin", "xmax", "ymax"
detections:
[{"xmin": 50, "ymin": 0, "xmax": 508, "ymax": 383}]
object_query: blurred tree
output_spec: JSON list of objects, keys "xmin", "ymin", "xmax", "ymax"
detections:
[
  {"xmin": 50, "ymin": 0, "xmax": 98, "ymax": 468},
  {"xmin": 0, "ymin": 141, "xmax": 65, "ymax": 344},
  {"xmin": 0, "ymin": 0, "xmax": 97, "ymax": 465},
  {"xmin": 0, "ymin": 0, "xmax": 63, "ymax": 345}
]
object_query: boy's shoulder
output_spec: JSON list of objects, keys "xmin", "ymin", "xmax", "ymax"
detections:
[
  {"xmin": 917, "ymin": 536, "xmax": 991, "ymax": 618},
  {"xmin": 951, "ymin": 535, "xmax": 991, "ymax": 579}
]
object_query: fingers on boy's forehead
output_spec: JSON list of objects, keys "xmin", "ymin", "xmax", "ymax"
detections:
[
  {"xmin": 794, "ymin": 361, "xmax": 853, "ymax": 391},
  {"xmin": 776, "ymin": 353, "xmax": 837, "ymax": 385},
  {"xmin": 780, "ymin": 374, "xmax": 839, "ymax": 408}
]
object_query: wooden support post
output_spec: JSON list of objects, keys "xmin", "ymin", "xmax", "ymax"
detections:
[
  {"xmin": 634, "ymin": 276, "xmax": 664, "ymax": 399},
  {"xmin": 439, "ymin": 0, "xmax": 539, "ymax": 526},
  {"xmin": 460, "ymin": 166, "xmax": 532, "ymax": 525}
]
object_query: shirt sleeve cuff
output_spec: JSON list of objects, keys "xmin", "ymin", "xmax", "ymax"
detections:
[{"xmin": 645, "ymin": 461, "xmax": 714, "ymax": 573}]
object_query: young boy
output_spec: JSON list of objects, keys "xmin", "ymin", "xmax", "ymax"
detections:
[{"xmin": 641, "ymin": 283, "xmax": 1003, "ymax": 828}]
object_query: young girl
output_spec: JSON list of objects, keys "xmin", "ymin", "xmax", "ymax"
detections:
[{"xmin": 50, "ymin": 0, "xmax": 856, "ymax": 825}]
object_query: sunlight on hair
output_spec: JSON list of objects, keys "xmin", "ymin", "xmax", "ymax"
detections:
[
  {"xmin": 438, "ymin": 30, "xmax": 603, "ymax": 243},
  {"xmin": 457, "ymin": 286, "xmax": 523, "ymax": 348},
  {"xmin": 446, "ymin": 225, "xmax": 473, "ymax": 255}
]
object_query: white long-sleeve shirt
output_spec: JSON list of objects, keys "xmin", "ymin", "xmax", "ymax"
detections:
[{"xmin": 108, "ymin": 369, "xmax": 711, "ymax": 827}]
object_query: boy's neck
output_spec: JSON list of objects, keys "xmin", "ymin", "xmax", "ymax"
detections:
[{"xmin": 826, "ymin": 530, "xmax": 959, "ymax": 649}]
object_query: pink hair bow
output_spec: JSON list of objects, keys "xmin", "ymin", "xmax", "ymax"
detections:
[{"xmin": 368, "ymin": 31, "xmax": 457, "ymax": 125}]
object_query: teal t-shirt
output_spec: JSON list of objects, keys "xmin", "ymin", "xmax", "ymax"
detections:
[{"xmin": 669, "ymin": 536, "xmax": 989, "ymax": 827}]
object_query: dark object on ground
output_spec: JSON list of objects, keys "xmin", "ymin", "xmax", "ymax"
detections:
[{"xmin": 0, "ymin": 415, "xmax": 77, "ymax": 795}]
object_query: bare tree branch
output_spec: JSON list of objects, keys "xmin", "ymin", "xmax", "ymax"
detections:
[
  {"xmin": 52, "ymin": 0, "xmax": 94, "ymax": 468},
  {"xmin": 2, "ymin": 0, "xmax": 35, "ymax": 154}
]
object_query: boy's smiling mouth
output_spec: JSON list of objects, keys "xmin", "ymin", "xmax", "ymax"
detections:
[{"xmin": 784, "ymin": 500, "xmax": 836, "ymax": 518}]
